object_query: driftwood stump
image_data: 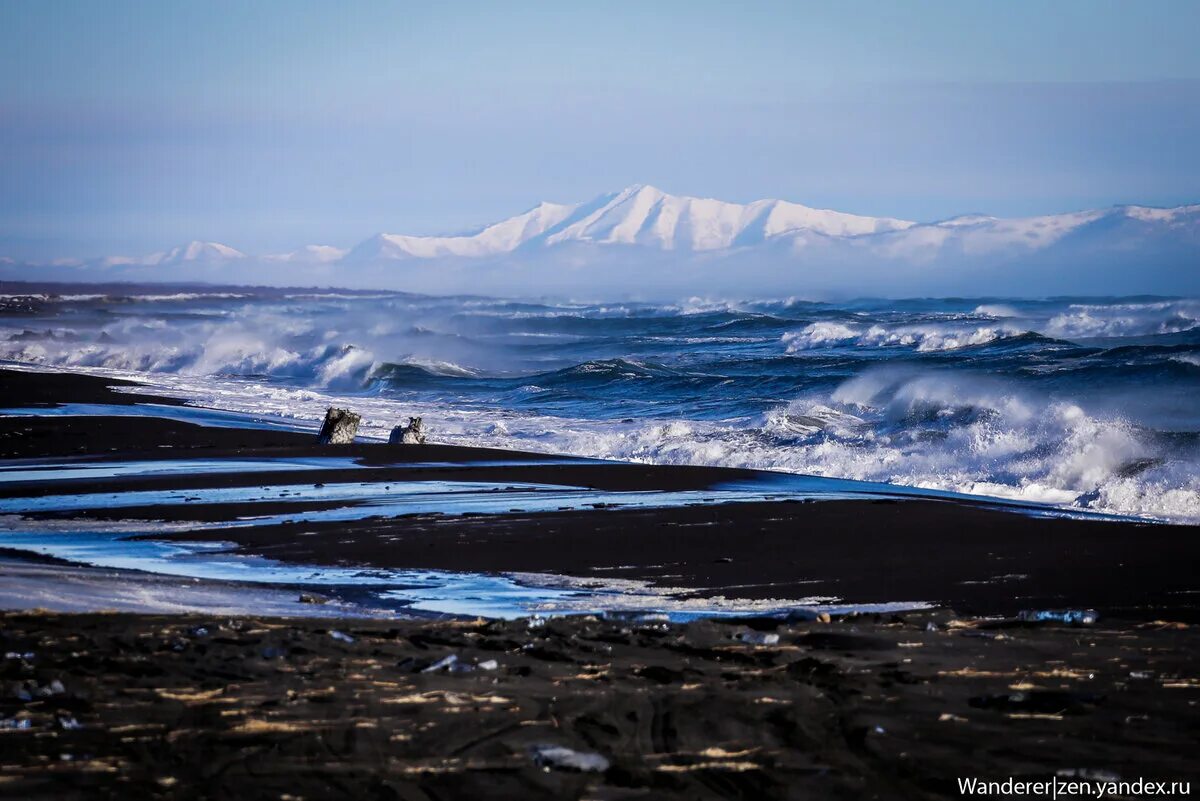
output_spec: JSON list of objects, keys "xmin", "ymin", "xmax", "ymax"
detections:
[
  {"xmin": 389, "ymin": 417, "xmax": 426, "ymax": 445},
  {"xmin": 316, "ymin": 407, "xmax": 360, "ymax": 445}
]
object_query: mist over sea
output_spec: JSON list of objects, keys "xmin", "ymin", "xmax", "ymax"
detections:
[{"xmin": 3, "ymin": 288, "xmax": 1198, "ymax": 522}]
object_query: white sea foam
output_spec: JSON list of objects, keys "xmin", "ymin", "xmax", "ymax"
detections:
[
  {"xmin": 1044, "ymin": 299, "xmax": 1200, "ymax": 339},
  {"xmin": 3, "ymin": 293, "xmax": 1198, "ymax": 524},
  {"xmin": 23, "ymin": 360, "xmax": 1193, "ymax": 524},
  {"xmin": 783, "ymin": 321, "xmax": 1026, "ymax": 352}
]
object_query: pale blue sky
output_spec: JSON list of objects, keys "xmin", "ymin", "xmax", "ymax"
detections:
[{"xmin": 2, "ymin": 0, "xmax": 1199, "ymax": 258}]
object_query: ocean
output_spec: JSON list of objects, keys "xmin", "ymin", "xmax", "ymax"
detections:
[{"xmin": 3, "ymin": 288, "xmax": 1198, "ymax": 523}]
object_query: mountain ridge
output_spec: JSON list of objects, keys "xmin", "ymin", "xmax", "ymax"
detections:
[
  {"xmin": 4, "ymin": 186, "xmax": 1198, "ymax": 297},
  {"xmin": 10, "ymin": 185, "xmax": 1199, "ymax": 267}
]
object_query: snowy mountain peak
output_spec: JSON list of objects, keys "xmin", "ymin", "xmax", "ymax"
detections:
[
  {"xmin": 151, "ymin": 241, "xmax": 246, "ymax": 265},
  {"xmin": 540, "ymin": 186, "xmax": 915, "ymax": 251},
  {"xmin": 12, "ymin": 188, "xmax": 1197, "ymax": 297}
]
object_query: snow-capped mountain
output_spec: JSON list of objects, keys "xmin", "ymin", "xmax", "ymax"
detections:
[
  {"xmin": 149, "ymin": 241, "xmax": 245, "ymax": 265},
  {"xmin": 344, "ymin": 201, "xmax": 578, "ymax": 261},
  {"xmin": 95, "ymin": 241, "xmax": 246, "ymax": 268},
  {"xmin": 867, "ymin": 204, "xmax": 1200, "ymax": 262},
  {"xmin": 4, "ymin": 187, "xmax": 1197, "ymax": 296},
  {"xmin": 344, "ymin": 185, "xmax": 917, "ymax": 261},
  {"xmin": 338, "ymin": 185, "xmax": 1198, "ymax": 270}
]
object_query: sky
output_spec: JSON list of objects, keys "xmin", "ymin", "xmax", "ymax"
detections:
[{"xmin": 2, "ymin": 0, "xmax": 1200, "ymax": 260}]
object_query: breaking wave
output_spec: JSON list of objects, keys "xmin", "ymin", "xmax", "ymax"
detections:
[{"xmin": 2, "ymin": 289, "xmax": 1198, "ymax": 522}]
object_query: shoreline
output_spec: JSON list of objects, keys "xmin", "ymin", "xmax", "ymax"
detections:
[{"xmin": 2, "ymin": 366, "xmax": 1200, "ymax": 620}]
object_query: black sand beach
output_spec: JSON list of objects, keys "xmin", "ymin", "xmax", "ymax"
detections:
[
  {"xmin": 2, "ymin": 610, "xmax": 1198, "ymax": 800},
  {"xmin": 1, "ymin": 366, "xmax": 1199, "ymax": 798}
]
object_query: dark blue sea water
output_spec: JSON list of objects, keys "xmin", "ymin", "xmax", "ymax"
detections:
[{"xmin": 3, "ymin": 288, "xmax": 1198, "ymax": 521}]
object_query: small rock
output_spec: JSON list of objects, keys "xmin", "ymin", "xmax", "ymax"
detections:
[
  {"xmin": 816, "ymin": 612, "xmax": 832, "ymax": 624},
  {"xmin": 531, "ymin": 744, "xmax": 610, "ymax": 773},
  {"xmin": 421, "ymin": 654, "xmax": 459, "ymax": 673},
  {"xmin": 737, "ymin": 631, "xmax": 780, "ymax": 646},
  {"xmin": 329, "ymin": 630, "xmax": 355, "ymax": 644},
  {"xmin": 298, "ymin": 593, "xmax": 330, "ymax": 605}
]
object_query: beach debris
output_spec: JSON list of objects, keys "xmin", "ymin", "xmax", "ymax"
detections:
[
  {"xmin": 1128, "ymin": 670, "xmax": 1153, "ymax": 680},
  {"xmin": 816, "ymin": 612, "xmax": 832, "ymax": 624},
  {"xmin": 57, "ymin": 716, "xmax": 83, "ymax": 731},
  {"xmin": 0, "ymin": 717, "xmax": 32, "ymax": 730},
  {"xmin": 190, "ymin": 626, "xmax": 209, "ymax": 638},
  {"xmin": 298, "ymin": 592, "xmax": 330, "ymax": 605},
  {"xmin": 419, "ymin": 654, "xmax": 480, "ymax": 674},
  {"xmin": 329, "ymin": 630, "xmax": 355, "ymax": 644},
  {"xmin": 477, "ymin": 659, "xmax": 499, "ymax": 671},
  {"xmin": 421, "ymin": 654, "xmax": 460, "ymax": 673},
  {"xmin": 530, "ymin": 744, "xmax": 611, "ymax": 773},
  {"xmin": 316, "ymin": 407, "xmax": 360, "ymax": 445},
  {"xmin": 4, "ymin": 651, "xmax": 35, "ymax": 661},
  {"xmin": 737, "ymin": 631, "xmax": 780, "ymax": 646},
  {"xmin": 389, "ymin": 416, "xmax": 426, "ymax": 445},
  {"xmin": 1017, "ymin": 609, "xmax": 1098, "ymax": 626}
]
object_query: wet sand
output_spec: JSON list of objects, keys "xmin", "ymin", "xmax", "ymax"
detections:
[
  {"xmin": 2, "ymin": 367, "xmax": 1198, "ymax": 620},
  {"xmin": 0, "ymin": 554, "xmax": 390, "ymax": 618}
]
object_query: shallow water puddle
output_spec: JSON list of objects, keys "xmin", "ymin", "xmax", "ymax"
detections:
[
  {"xmin": 0, "ymin": 524, "xmax": 929, "ymax": 620},
  {"xmin": 0, "ymin": 455, "xmax": 585, "ymax": 484},
  {"xmin": 0, "ymin": 476, "xmax": 904, "ymax": 521},
  {"xmin": 0, "ymin": 402, "xmax": 317, "ymax": 433},
  {"xmin": 0, "ymin": 456, "xmax": 363, "ymax": 483}
]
